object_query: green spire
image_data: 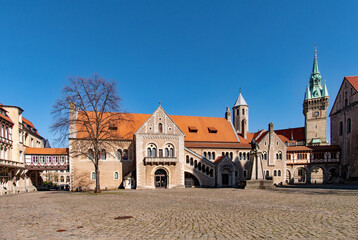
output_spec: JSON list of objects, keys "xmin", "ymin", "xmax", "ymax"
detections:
[
  {"xmin": 322, "ymin": 80, "xmax": 329, "ymax": 97},
  {"xmin": 312, "ymin": 43, "xmax": 320, "ymax": 74},
  {"xmin": 305, "ymin": 84, "xmax": 311, "ymax": 100},
  {"xmin": 308, "ymin": 44, "xmax": 323, "ymax": 99}
]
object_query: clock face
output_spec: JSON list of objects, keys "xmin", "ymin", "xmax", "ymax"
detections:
[{"xmin": 314, "ymin": 111, "xmax": 319, "ymax": 117}]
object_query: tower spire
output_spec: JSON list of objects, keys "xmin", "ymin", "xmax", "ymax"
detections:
[{"xmin": 312, "ymin": 43, "xmax": 320, "ymax": 74}]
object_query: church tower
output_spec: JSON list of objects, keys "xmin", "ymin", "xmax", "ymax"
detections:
[
  {"xmin": 233, "ymin": 90, "xmax": 249, "ymax": 139},
  {"xmin": 303, "ymin": 46, "xmax": 329, "ymax": 146}
]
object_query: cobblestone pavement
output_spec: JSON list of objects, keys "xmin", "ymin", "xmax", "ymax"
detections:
[{"xmin": 0, "ymin": 187, "xmax": 357, "ymax": 240}]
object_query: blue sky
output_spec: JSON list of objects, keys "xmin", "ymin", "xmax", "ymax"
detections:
[{"xmin": 1, "ymin": 1, "xmax": 357, "ymax": 146}]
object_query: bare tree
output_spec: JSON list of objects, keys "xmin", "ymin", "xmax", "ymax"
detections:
[{"xmin": 51, "ymin": 75, "xmax": 131, "ymax": 193}]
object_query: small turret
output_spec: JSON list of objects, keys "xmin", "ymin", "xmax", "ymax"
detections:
[
  {"xmin": 225, "ymin": 107, "xmax": 231, "ymax": 122},
  {"xmin": 232, "ymin": 89, "xmax": 249, "ymax": 139}
]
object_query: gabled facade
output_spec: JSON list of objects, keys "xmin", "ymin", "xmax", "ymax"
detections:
[{"xmin": 330, "ymin": 76, "xmax": 358, "ymax": 179}]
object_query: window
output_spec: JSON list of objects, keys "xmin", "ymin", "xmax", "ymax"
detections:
[
  {"xmin": 278, "ymin": 170, "xmax": 281, "ymax": 176},
  {"xmin": 243, "ymin": 152, "xmax": 246, "ymax": 160},
  {"xmin": 212, "ymin": 152, "xmax": 215, "ymax": 160},
  {"xmin": 265, "ymin": 170, "xmax": 269, "ymax": 178},
  {"xmin": 165, "ymin": 144, "xmax": 174, "ymax": 157},
  {"xmin": 66, "ymin": 176, "xmax": 70, "ymax": 182},
  {"xmin": 347, "ymin": 118, "xmax": 351, "ymax": 133},
  {"xmin": 114, "ymin": 172, "xmax": 119, "ymax": 180},
  {"xmin": 186, "ymin": 156, "xmax": 189, "ymax": 164},
  {"xmin": 54, "ymin": 156, "xmax": 58, "ymax": 164},
  {"xmin": 230, "ymin": 152, "xmax": 233, "ymax": 160},
  {"xmin": 190, "ymin": 158, "xmax": 193, "ymax": 166},
  {"xmin": 152, "ymin": 148, "xmax": 156, "ymax": 157},
  {"xmin": 242, "ymin": 109, "xmax": 245, "ymax": 115},
  {"xmin": 239, "ymin": 152, "xmax": 242, "ymax": 160},
  {"xmin": 243, "ymin": 170, "xmax": 247, "ymax": 178},
  {"xmin": 117, "ymin": 149, "xmax": 122, "ymax": 160},
  {"xmin": 208, "ymin": 127, "xmax": 217, "ymax": 133},
  {"xmin": 101, "ymin": 149, "xmax": 106, "ymax": 160},
  {"xmin": 91, "ymin": 172, "xmax": 96, "ymax": 180},
  {"xmin": 158, "ymin": 123, "xmax": 163, "ymax": 133},
  {"xmin": 165, "ymin": 148, "xmax": 169, "ymax": 157},
  {"xmin": 188, "ymin": 126, "xmax": 198, "ymax": 133},
  {"xmin": 274, "ymin": 170, "xmax": 277, "ymax": 176},
  {"xmin": 203, "ymin": 152, "xmax": 207, "ymax": 159},
  {"xmin": 339, "ymin": 122, "xmax": 343, "ymax": 136},
  {"xmin": 208, "ymin": 152, "xmax": 211, "ymax": 160},
  {"xmin": 147, "ymin": 144, "xmax": 156, "ymax": 158},
  {"xmin": 123, "ymin": 149, "xmax": 129, "ymax": 159},
  {"xmin": 60, "ymin": 176, "xmax": 64, "ymax": 182},
  {"xmin": 33, "ymin": 156, "xmax": 38, "ymax": 164},
  {"xmin": 147, "ymin": 148, "xmax": 151, "ymax": 157}
]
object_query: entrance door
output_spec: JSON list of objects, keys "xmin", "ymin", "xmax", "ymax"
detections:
[
  {"xmin": 221, "ymin": 169, "xmax": 231, "ymax": 186},
  {"xmin": 155, "ymin": 169, "xmax": 167, "ymax": 188}
]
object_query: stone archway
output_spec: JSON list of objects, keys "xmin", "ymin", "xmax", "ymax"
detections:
[
  {"xmin": 328, "ymin": 167, "xmax": 339, "ymax": 183},
  {"xmin": 154, "ymin": 169, "xmax": 167, "ymax": 188},
  {"xmin": 221, "ymin": 168, "xmax": 232, "ymax": 187},
  {"xmin": 293, "ymin": 167, "xmax": 307, "ymax": 184},
  {"xmin": 184, "ymin": 172, "xmax": 200, "ymax": 188},
  {"xmin": 286, "ymin": 170, "xmax": 292, "ymax": 184},
  {"xmin": 310, "ymin": 166, "xmax": 324, "ymax": 184}
]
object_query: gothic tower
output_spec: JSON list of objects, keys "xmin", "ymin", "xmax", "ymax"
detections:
[
  {"xmin": 233, "ymin": 90, "xmax": 249, "ymax": 139},
  {"xmin": 303, "ymin": 46, "xmax": 329, "ymax": 146}
]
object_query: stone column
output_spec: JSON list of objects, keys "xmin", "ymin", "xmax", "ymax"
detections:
[{"xmin": 248, "ymin": 150, "xmax": 264, "ymax": 180}]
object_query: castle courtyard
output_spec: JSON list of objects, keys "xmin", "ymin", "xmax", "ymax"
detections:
[{"xmin": 0, "ymin": 187, "xmax": 357, "ymax": 239}]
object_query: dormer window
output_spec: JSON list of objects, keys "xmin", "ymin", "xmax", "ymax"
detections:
[
  {"xmin": 109, "ymin": 122, "xmax": 117, "ymax": 130},
  {"xmin": 188, "ymin": 126, "xmax": 198, "ymax": 133},
  {"xmin": 208, "ymin": 127, "xmax": 217, "ymax": 133}
]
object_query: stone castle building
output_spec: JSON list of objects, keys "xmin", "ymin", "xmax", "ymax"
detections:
[
  {"xmin": 330, "ymin": 76, "xmax": 358, "ymax": 180},
  {"xmin": 69, "ymin": 49, "xmax": 343, "ymax": 191}
]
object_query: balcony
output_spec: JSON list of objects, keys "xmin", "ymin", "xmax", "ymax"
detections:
[
  {"xmin": 144, "ymin": 157, "xmax": 178, "ymax": 165},
  {"xmin": 0, "ymin": 159, "xmax": 25, "ymax": 169}
]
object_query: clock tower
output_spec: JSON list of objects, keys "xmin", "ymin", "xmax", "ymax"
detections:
[{"xmin": 303, "ymin": 46, "xmax": 329, "ymax": 146}]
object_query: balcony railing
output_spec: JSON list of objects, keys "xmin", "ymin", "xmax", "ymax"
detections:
[
  {"xmin": 144, "ymin": 157, "xmax": 177, "ymax": 165},
  {"xmin": 0, "ymin": 159, "xmax": 25, "ymax": 168}
]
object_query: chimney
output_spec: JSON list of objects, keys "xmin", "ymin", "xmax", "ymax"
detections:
[
  {"xmin": 269, "ymin": 122, "xmax": 274, "ymax": 133},
  {"xmin": 225, "ymin": 107, "xmax": 231, "ymax": 122}
]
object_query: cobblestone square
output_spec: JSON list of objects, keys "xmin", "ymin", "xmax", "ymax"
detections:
[{"xmin": 0, "ymin": 187, "xmax": 357, "ymax": 239}]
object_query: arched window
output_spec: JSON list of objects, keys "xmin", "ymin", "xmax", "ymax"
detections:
[
  {"xmin": 230, "ymin": 152, "xmax": 233, "ymax": 160},
  {"xmin": 202, "ymin": 164, "xmax": 205, "ymax": 173},
  {"xmin": 222, "ymin": 152, "xmax": 225, "ymax": 156},
  {"xmin": 242, "ymin": 109, "xmax": 245, "ymax": 115},
  {"xmin": 147, "ymin": 148, "xmax": 151, "ymax": 157},
  {"xmin": 274, "ymin": 170, "xmax": 277, "ymax": 176},
  {"xmin": 165, "ymin": 143, "xmax": 174, "ymax": 157},
  {"xmin": 339, "ymin": 121, "xmax": 343, "ymax": 136},
  {"xmin": 263, "ymin": 152, "xmax": 267, "ymax": 160},
  {"xmin": 278, "ymin": 170, "xmax": 281, "ymax": 176},
  {"xmin": 190, "ymin": 158, "xmax": 193, "ymax": 166},
  {"xmin": 204, "ymin": 152, "xmax": 207, "ymax": 159},
  {"xmin": 265, "ymin": 170, "xmax": 269, "ymax": 178},
  {"xmin": 198, "ymin": 162, "xmax": 201, "ymax": 171},
  {"xmin": 239, "ymin": 152, "xmax": 242, "ymax": 160},
  {"xmin": 88, "ymin": 149, "xmax": 94, "ymax": 160},
  {"xmin": 208, "ymin": 152, "xmax": 211, "ymax": 160},
  {"xmin": 101, "ymin": 149, "xmax": 106, "ymax": 160},
  {"xmin": 212, "ymin": 152, "xmax": 215, "ymax": 160},
  {"xmin": 158, "ymin": 123, "xmax": 163, "ymax": 133},
  {"xmin": 60, "ymin": 176, "xmax": 64, "ymax": 182},
  {"xmin": 194, "ymin": 160, "xmax": 197, "ymax": 168},
  {"xmin": 243, "ymin": 152, "xmax": 246, "ymax": 160},
  {"xmin": 117, "ymin": 149, "xmax": 122, "ymax": 160},
  {"xmin": 123, "ymin": 149, "xmax": 128, "ymax": 159},
  {"xmin": 186, "ymin": 155, "xmax": 189, "ymax": 164},
  {"xmin": 347, "ymin": 118, "xmax": 351, "ymax": 133},
  {"xmin": 114, "ymin": 172, "xmax": 119, "ymax": 180}
]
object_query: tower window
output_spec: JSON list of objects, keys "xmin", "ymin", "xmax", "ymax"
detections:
[
  {"xmin": 339, "ymin": 122, "xmax": 343, "ymax": 136},
  {"xmin": 242, "ymin": 109, "xmax": 245, "ymax": 115},
  {"xmin": 237, "ymin": 109, "xmax": 239, "ymax": 115},
  {"xmin": 347, "ymin": 118, "xmax": 351, "ymax": 134}
]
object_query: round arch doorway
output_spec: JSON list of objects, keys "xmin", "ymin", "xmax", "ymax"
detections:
[{"xmin": 155, "ymin": 169, "xmax": 167, "ymax": 188}]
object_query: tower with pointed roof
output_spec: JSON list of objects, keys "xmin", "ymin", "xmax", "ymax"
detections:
[
  {"xmin": 232, "ymin": 90, "xmax": 249, "ymax": 139},
  {"xmin": 303, "ymin": 46, "xmax": 329, "ymax": 146}
]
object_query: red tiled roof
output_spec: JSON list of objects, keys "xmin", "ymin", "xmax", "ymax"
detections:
[
  {"xmin": 0, "ymin": 105, "xmax": 14, "ymax": 124},
  {"xmin": 185, "ymin": 142, "xmax": 251, "ymax": 149},
  {"xmin": 213, "ymin": 156, "xmax": 225, "ymax": 164},
  {"xmin": 76, "ymin": 112, "xmax": 240, "ymax": 143},
  {"xmin": 274, "ymin": 127, "xmax": 305, "ymax": 142},
  {"xmin": 22, "ymin": 117, "xmax": 40, "ymax": 136},
  {"xmin": 345, "ymin": 76, "xmax": 358, "ymax": 91},
  {"xmin": 25, "ymin": 148, "xmax": 69, "ymax": 155},
  {"xmin": 287, "ymin": 145, "xmax": 340, "ymax": 152}
]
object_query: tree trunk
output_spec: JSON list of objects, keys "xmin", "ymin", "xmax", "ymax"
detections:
[{"xmin": 95, "ymin": 165, "xmax": 101, "ymax": 193}]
